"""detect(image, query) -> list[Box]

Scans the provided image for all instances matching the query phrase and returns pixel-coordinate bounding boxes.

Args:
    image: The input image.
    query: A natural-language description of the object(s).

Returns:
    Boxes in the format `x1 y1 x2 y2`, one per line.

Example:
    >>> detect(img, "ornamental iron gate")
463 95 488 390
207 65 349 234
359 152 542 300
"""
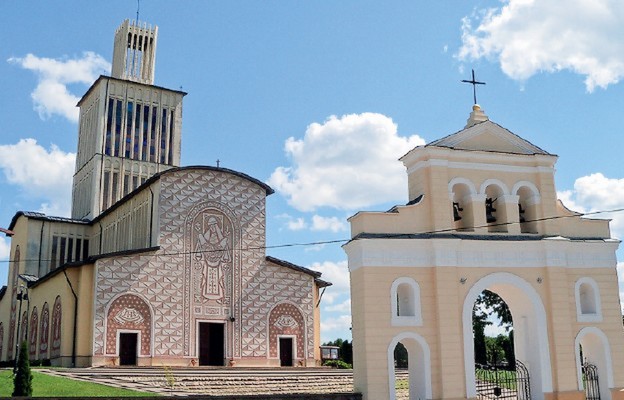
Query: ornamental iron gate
582 362 600 400
475 360 531 400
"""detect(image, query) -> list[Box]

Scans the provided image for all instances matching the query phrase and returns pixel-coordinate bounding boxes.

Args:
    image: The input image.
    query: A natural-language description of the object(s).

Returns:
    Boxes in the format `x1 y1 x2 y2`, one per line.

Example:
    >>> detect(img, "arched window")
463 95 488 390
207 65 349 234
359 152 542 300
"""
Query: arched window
575 278 602 322
391 278 422 326
449 178 477 232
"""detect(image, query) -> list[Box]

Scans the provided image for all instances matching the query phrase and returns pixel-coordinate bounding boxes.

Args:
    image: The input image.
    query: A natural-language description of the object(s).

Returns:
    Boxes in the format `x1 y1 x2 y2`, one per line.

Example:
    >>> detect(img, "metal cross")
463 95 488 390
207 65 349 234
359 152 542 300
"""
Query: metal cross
216 159 220 168
461 69 486 105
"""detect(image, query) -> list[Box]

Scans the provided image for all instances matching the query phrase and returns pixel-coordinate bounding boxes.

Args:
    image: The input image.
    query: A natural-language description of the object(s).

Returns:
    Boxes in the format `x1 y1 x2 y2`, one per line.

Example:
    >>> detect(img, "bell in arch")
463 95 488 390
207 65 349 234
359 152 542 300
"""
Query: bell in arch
485 198 497 223
518 203 526 223
453 202 463 221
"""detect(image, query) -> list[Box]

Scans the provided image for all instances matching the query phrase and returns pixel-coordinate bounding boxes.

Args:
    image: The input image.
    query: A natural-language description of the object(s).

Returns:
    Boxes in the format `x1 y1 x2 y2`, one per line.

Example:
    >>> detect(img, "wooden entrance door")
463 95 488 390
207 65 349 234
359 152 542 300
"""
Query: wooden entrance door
279 337 293 366
119 332 138 366
199 323 224 366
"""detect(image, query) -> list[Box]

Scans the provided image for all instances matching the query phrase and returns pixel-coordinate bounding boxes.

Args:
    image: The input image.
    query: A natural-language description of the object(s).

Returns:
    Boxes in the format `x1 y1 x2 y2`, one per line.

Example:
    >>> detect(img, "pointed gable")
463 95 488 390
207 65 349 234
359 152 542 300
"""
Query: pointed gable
427 120 552 155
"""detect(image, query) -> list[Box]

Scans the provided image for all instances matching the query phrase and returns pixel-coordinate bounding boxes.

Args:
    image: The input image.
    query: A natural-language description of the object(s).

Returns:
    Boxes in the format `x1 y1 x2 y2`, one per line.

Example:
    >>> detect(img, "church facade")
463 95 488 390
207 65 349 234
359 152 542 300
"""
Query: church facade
344 105 624 400
0 20 329 368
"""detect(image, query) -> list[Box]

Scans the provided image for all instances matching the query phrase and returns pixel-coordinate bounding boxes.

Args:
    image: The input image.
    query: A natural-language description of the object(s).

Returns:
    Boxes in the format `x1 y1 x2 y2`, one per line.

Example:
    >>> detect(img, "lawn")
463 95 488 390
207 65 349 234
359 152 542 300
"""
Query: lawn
0 369 159 397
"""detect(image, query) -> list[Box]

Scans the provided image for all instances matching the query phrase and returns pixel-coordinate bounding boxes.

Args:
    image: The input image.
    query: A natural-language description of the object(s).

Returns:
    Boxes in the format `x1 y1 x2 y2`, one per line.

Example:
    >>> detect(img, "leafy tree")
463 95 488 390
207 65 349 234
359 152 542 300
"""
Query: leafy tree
340 340 353 365
13 341 33 397
394 342 408 368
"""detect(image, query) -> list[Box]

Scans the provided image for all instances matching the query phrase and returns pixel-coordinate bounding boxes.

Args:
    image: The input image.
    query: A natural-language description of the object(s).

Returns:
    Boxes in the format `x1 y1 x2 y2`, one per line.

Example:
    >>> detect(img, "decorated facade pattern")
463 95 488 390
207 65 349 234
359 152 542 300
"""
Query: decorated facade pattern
105 294 152 356
268 303 305 359
29 307 38 359
92 169 316 361
7 246 20 360
20 311 27 344
51 296 62 358
39 302 49 359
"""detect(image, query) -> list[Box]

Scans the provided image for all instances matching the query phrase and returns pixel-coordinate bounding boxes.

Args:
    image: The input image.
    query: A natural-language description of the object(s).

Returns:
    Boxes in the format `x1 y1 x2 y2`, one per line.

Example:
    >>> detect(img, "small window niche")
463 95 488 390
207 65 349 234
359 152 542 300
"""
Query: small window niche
575 278 602 322
391 278 422 327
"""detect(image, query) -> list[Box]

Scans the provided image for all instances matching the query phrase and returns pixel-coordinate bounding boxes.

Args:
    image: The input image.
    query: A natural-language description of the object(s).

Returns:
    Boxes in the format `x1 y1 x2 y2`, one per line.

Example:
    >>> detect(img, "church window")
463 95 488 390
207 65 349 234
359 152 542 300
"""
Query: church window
142 105 149 161
105 98 114 155
123 173 129 196
391 277 422 326
168 109 175 164
83 239 89 259
576 278 602 322
150 105 157 162
134 103 141 158
125 102 134 158
103 171 110 210
112 172 119 204
50 236 58 270
75 238 82 261
67 238 74 263
160 108 168 164
59 237 66 267
114 100 123 157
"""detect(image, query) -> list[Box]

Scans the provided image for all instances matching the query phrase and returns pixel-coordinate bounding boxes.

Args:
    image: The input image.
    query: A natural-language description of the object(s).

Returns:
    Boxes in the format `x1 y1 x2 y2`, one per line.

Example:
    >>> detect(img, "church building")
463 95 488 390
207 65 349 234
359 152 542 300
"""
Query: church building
344 105 624 400
0 20 329 368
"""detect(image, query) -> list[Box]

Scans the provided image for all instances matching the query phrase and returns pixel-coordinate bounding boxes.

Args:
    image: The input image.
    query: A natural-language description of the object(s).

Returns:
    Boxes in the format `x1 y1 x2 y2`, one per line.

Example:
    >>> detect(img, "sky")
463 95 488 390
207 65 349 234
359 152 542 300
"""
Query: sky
1 0 624 342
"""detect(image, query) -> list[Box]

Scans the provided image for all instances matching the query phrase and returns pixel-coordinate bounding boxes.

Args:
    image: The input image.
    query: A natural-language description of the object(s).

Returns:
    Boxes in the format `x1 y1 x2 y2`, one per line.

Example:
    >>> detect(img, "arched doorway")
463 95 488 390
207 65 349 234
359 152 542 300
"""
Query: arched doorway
575 327 614 400
387 332 432 400
462 272 553 400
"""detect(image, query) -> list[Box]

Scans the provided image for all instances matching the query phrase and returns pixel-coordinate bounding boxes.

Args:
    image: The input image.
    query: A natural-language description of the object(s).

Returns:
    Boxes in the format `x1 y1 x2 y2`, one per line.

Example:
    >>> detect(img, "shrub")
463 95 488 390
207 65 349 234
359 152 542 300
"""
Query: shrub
323 359 352 369
13 341 33 397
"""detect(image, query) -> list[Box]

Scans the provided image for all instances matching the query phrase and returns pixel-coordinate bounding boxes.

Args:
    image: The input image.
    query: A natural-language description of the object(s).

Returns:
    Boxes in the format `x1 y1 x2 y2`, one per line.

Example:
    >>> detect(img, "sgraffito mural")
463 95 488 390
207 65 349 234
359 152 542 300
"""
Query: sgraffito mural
39 302 50 359
105 294 152 356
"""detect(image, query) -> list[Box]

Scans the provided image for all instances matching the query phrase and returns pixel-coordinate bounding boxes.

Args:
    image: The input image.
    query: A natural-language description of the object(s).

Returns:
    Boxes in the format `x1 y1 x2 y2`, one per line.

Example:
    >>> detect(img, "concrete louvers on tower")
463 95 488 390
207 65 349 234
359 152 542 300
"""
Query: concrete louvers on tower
71 20 187 220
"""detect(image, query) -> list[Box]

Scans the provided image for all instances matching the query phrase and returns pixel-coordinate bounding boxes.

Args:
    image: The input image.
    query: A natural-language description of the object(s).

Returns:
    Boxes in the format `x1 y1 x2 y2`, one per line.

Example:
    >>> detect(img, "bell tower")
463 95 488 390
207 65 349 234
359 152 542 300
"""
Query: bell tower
71 20 186 220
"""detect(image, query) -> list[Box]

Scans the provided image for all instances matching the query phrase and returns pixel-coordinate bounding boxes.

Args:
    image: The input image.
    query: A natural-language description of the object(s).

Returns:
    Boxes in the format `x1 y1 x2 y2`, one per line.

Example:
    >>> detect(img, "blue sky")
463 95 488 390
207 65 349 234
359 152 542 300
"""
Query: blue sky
1 0 623 341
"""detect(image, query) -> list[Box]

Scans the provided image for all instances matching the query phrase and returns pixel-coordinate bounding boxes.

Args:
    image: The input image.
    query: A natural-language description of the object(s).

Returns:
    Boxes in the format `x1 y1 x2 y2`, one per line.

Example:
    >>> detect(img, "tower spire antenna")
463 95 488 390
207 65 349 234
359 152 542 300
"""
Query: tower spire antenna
461 69 486 105
136 0 140 22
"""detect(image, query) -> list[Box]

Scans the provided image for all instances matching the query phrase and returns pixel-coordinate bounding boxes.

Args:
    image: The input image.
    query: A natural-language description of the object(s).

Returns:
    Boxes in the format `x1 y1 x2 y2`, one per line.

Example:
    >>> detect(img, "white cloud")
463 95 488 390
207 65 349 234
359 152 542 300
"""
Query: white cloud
0 139 75 217
309 260 350 294
268 113 425 212
8 52 110 122
321 314 352 342
557 173 624 239
0 236 10 262
311 215 348 233
326 299 351 313
288 217 307 231
457 0 624 92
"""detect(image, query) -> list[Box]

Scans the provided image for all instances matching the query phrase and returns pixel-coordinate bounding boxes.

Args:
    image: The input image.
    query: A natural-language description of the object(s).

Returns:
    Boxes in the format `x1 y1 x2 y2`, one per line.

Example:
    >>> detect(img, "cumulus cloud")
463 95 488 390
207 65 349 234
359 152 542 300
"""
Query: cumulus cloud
8 52 110 122
320 314 352 342
309 260 350 294
457 0 624 91
268 113 425 212
0 139 75 217
311 215 348 232
557 173 624 239
326 299 351 313
0 236 10 262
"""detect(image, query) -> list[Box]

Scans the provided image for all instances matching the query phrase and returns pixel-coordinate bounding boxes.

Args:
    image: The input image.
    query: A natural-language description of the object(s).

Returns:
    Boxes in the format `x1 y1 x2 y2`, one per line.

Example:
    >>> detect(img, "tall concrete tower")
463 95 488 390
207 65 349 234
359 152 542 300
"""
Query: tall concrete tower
71 20 186 220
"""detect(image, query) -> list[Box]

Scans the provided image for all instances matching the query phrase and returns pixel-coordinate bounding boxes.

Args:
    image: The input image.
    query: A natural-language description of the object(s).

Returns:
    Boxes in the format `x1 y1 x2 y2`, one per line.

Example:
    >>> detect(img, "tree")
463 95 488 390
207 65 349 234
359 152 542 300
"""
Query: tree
13 341 33 397
394 342 408 368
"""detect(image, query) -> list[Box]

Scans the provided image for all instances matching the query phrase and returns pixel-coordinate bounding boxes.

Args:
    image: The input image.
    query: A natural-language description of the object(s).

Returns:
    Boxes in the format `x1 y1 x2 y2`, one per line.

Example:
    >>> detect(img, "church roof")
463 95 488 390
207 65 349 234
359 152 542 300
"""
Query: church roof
266 256 332 288
8 211 90 231
424 105 553 156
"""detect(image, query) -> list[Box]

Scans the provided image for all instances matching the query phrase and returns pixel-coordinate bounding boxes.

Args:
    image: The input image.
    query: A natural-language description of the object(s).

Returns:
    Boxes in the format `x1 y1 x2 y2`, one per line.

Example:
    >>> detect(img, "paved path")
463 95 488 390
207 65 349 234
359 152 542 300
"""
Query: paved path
40 367 360 397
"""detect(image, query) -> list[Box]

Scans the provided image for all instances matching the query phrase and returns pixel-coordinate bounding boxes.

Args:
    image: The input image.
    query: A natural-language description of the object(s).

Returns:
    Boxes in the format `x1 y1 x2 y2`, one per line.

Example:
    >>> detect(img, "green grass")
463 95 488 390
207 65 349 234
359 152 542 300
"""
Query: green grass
475 367 518 390
0 369 159 397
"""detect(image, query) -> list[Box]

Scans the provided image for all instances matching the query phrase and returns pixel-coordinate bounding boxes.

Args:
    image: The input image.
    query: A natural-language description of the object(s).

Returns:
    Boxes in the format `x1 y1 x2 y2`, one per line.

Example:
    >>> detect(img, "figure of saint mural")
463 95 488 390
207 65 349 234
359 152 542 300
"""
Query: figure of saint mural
194 213 231 301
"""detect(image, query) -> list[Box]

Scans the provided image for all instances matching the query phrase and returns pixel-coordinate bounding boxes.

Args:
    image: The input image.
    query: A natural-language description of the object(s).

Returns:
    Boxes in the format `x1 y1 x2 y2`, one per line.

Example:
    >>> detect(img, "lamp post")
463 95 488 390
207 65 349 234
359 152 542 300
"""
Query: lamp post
13 285 28 374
